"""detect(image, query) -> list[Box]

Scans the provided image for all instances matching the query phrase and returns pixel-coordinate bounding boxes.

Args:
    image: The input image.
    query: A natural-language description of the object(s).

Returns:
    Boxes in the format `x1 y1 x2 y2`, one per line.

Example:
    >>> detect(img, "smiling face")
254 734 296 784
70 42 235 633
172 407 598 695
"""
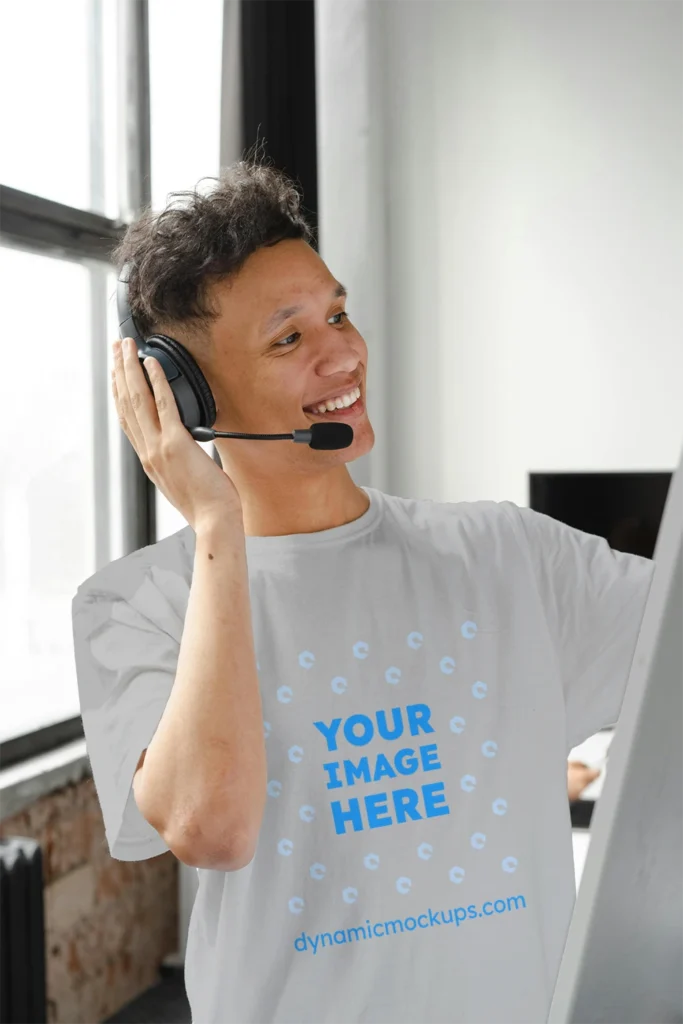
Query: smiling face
202 238 375 479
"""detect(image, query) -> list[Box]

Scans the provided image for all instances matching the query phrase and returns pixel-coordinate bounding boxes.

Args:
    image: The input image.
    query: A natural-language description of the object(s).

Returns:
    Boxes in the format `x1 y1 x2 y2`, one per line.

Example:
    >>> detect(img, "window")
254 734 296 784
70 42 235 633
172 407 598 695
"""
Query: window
0 0 226 761
0 250 95 742
0 0 119 219
149 0 224 213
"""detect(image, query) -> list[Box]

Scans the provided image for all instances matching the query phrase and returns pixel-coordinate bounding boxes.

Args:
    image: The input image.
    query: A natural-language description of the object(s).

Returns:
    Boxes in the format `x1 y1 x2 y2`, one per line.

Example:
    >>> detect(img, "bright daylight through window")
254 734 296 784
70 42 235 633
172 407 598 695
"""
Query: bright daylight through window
0 0 222 748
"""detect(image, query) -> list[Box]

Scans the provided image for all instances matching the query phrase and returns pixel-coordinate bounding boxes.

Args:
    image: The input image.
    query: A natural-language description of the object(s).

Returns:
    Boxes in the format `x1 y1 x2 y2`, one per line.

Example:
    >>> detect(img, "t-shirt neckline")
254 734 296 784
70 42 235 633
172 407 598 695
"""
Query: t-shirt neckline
243 485 383 557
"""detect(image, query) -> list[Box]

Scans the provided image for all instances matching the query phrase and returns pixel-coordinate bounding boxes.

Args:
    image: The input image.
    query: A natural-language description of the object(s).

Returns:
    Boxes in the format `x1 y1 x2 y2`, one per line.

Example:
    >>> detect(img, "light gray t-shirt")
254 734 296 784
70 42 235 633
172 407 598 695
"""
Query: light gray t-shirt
71 486 654 1023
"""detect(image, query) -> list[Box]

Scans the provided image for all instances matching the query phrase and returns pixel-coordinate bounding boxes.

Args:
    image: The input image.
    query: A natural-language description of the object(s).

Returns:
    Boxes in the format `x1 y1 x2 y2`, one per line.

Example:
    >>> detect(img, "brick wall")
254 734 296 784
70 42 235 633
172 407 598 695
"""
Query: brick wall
0 774 178 1024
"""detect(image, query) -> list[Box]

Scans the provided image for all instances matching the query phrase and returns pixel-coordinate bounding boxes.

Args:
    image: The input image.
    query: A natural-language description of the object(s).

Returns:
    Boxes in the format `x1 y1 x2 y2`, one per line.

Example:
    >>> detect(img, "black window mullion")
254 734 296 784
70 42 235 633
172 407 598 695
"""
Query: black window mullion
0 185 125 263
240 0 318 243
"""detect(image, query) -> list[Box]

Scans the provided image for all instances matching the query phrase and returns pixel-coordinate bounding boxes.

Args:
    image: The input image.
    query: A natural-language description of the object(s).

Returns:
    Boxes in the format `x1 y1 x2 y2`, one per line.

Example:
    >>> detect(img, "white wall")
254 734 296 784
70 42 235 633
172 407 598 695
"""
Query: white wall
314 0 390 490
316 0 683 505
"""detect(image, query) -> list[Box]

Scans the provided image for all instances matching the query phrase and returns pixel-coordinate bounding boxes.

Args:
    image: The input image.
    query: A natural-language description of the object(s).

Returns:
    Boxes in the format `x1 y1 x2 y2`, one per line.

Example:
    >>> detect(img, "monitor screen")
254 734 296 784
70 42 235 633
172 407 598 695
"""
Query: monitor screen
528 471 672 558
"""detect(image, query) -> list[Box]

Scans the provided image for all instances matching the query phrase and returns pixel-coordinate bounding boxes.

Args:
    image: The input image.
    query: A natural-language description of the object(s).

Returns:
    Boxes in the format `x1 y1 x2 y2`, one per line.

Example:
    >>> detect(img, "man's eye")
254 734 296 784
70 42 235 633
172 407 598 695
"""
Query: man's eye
276 332 300 347
275 311 348 348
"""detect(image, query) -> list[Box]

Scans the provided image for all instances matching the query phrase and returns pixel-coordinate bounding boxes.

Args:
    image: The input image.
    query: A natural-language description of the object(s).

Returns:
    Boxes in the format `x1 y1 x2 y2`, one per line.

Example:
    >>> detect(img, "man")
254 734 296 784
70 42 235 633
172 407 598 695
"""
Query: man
72 159 654 1024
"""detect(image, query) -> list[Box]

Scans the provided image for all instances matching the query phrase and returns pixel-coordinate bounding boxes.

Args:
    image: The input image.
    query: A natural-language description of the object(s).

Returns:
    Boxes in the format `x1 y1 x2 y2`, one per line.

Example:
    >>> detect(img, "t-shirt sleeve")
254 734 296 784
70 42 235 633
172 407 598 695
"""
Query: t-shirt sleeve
72 568 182 862
501 502 655 752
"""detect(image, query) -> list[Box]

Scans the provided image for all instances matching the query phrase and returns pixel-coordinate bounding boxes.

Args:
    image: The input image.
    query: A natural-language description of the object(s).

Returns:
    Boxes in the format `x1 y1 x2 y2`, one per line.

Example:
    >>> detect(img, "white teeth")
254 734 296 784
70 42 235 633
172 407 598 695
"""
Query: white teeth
310 386 360 414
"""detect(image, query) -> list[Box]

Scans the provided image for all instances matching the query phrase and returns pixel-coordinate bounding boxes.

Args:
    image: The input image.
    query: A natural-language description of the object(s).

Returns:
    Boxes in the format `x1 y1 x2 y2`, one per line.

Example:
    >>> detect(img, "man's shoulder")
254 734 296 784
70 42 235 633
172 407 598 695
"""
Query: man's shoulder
73 524 194 606
379 488 517 535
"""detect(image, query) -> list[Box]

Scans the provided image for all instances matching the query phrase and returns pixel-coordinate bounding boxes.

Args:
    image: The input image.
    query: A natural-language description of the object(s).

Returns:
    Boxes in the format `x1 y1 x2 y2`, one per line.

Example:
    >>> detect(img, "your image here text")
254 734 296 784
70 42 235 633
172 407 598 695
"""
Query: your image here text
313 702 452 834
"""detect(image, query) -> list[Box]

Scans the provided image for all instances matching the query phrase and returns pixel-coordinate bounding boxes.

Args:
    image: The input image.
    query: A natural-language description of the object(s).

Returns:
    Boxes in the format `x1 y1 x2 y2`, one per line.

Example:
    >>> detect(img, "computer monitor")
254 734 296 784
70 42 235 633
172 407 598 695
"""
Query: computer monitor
529 470 672 560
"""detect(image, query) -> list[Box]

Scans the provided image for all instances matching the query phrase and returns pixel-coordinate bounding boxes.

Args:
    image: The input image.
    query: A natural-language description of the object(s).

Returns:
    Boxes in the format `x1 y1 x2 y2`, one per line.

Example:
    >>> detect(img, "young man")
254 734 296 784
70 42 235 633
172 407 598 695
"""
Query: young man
72 160 654 1024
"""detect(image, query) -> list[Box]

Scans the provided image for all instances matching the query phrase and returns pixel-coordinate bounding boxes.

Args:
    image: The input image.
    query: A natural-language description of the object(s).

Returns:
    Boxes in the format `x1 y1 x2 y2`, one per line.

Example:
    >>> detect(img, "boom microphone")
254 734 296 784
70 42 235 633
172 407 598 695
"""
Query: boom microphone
189 422 354 450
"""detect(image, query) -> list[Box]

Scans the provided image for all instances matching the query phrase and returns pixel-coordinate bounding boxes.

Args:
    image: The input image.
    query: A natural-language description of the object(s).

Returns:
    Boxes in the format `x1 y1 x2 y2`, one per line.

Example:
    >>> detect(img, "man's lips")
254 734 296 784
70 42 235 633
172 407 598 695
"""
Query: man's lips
303 379 363 412
302 394 365 419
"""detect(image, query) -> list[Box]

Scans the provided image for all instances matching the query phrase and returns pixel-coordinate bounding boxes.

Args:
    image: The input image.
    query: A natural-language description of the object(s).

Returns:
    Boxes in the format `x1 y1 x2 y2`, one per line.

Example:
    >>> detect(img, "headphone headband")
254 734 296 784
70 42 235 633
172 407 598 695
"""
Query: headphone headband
116 262 146 348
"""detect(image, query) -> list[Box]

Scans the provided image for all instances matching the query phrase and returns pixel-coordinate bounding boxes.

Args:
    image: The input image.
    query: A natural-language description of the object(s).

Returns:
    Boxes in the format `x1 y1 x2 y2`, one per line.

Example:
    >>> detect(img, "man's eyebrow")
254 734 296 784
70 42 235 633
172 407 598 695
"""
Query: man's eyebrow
262 282 347 334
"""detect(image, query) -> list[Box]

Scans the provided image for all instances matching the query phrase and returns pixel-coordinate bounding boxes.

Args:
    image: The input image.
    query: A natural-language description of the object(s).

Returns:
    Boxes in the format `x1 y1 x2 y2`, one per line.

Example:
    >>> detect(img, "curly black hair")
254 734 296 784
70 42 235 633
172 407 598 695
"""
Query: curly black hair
111 150 315 348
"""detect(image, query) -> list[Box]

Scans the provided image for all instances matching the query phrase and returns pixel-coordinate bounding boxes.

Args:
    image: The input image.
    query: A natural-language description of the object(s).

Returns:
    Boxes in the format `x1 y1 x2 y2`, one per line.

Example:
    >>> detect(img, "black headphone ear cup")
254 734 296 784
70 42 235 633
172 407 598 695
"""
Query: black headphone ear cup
143 334 217 431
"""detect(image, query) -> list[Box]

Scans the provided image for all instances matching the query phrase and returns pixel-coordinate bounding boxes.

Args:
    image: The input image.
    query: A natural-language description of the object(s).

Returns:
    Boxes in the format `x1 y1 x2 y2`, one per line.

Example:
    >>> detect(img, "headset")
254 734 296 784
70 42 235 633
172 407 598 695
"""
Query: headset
116 262 352 450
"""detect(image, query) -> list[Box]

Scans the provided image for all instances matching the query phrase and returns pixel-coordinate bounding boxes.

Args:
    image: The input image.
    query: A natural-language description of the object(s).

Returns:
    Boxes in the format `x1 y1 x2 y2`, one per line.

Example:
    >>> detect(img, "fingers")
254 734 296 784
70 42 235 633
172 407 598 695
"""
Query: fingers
141 351 182 434
112 338 152 462
111 338 186 473
568 762 600 779
123 337 161 440
567 760 602 802
112 340 138 451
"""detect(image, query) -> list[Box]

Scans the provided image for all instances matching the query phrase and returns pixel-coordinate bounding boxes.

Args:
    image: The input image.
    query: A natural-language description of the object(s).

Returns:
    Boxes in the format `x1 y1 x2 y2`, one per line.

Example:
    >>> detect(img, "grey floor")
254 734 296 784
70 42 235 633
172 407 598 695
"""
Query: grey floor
104 966 190 1024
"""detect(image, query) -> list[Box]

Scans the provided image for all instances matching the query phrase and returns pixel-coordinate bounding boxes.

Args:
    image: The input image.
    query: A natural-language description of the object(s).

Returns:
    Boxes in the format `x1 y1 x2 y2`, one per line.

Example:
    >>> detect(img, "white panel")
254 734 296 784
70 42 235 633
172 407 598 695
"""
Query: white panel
549 443 683 1023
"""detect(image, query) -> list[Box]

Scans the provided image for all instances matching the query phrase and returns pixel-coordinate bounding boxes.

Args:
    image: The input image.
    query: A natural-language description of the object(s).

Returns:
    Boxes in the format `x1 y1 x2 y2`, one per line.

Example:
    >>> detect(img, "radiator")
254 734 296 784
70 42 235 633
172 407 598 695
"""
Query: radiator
0 837 47 1024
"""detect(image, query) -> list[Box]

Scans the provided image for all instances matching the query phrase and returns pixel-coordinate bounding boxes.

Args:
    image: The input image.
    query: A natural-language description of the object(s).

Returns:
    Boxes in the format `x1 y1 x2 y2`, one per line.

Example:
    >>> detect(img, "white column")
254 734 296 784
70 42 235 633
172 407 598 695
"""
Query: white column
314 0 389 491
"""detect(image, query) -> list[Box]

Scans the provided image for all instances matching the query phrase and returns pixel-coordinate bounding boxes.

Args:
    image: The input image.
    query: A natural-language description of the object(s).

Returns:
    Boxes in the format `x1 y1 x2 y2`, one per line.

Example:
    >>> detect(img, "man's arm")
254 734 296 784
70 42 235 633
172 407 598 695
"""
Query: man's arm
133 515 267 871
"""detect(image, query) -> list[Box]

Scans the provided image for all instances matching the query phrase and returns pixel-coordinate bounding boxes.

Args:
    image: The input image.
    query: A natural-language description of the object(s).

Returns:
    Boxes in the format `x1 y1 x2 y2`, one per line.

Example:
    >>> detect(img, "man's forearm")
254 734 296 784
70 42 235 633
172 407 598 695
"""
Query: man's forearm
135 514 267 868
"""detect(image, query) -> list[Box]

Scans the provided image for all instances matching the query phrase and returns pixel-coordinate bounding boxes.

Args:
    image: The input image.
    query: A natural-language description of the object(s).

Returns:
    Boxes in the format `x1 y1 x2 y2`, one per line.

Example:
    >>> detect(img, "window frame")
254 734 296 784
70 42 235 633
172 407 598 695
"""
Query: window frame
0 0 154 770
